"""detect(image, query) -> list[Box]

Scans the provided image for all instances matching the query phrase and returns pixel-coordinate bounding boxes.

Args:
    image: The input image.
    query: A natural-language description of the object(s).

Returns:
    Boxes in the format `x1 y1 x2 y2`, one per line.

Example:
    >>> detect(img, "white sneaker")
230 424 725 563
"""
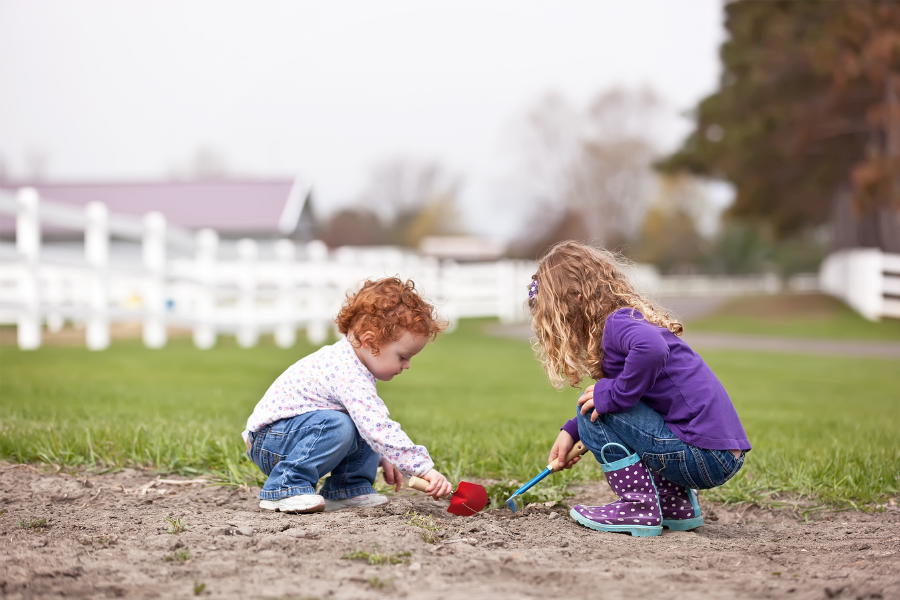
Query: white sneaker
323 493 389 512
259 494 325 514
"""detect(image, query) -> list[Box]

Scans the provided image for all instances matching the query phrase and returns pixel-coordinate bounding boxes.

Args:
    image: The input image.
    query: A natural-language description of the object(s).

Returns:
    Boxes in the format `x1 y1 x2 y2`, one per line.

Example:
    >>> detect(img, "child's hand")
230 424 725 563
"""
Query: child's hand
421 469 453 499
577 384 600 422
548 430 581 471
380 457 403 492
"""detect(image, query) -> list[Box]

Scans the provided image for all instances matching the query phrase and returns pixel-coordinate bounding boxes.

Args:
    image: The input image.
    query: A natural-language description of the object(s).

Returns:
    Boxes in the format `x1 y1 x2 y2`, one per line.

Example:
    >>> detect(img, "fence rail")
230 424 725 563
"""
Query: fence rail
0 187 835 351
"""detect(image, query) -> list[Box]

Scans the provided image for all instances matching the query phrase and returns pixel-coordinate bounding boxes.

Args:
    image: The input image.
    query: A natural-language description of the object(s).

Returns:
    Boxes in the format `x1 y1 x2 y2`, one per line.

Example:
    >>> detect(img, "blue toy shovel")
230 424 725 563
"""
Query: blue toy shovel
505 441 589 513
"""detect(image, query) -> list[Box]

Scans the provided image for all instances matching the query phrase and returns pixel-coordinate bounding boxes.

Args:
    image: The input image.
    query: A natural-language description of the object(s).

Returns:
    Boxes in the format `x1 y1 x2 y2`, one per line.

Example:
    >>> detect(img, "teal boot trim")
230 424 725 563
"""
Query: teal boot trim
570 508 662 537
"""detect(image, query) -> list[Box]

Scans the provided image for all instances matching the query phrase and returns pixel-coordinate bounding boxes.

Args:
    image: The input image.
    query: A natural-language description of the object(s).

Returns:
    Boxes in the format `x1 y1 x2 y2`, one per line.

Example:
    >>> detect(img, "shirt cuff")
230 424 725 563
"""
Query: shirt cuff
561 418 580 443
413 458 435 478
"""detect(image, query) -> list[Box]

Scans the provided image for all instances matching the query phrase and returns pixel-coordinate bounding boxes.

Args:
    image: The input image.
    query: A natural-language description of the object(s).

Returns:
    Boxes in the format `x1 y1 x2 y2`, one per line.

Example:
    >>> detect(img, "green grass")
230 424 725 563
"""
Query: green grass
1 318 898 509
341 548 411 565
686 294 900 341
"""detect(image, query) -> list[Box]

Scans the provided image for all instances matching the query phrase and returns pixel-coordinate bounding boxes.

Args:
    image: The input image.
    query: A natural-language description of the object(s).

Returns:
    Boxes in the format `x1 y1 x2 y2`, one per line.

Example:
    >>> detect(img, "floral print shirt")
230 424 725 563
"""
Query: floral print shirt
243 337 434 477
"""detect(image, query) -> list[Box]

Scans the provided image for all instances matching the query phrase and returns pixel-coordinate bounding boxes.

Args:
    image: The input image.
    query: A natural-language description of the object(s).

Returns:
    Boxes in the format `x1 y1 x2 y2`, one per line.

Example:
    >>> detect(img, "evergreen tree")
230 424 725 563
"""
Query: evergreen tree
659 0 900 250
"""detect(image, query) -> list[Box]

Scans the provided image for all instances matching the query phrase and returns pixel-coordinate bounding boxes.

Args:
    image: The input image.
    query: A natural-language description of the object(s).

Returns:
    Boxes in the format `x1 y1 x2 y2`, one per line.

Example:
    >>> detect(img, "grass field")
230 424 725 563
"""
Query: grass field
686 293 900 341
1 316 898 509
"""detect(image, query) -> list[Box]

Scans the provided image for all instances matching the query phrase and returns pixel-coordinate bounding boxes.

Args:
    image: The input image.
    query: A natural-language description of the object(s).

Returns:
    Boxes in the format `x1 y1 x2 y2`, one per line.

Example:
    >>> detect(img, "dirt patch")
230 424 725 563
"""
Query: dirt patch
1 463 897 600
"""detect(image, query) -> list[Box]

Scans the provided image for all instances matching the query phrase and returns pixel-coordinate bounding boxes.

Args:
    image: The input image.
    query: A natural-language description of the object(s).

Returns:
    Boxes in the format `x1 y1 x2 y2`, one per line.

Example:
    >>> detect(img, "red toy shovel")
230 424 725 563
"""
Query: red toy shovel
407 476 489 517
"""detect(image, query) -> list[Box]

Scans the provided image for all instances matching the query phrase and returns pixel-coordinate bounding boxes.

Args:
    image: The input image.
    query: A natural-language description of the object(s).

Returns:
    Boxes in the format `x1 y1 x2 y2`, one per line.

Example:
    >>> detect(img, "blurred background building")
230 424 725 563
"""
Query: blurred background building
0 178 317 243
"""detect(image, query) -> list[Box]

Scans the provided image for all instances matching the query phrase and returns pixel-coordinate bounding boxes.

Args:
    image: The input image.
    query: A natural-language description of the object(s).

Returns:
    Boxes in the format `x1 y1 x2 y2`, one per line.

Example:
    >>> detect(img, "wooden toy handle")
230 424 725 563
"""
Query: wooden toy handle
408 475 451 499
408 476 430 493
551 441 588 471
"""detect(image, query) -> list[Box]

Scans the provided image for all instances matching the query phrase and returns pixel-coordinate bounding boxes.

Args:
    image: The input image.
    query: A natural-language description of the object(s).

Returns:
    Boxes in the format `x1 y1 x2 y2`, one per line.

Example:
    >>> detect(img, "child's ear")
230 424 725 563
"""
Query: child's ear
358 331 376 350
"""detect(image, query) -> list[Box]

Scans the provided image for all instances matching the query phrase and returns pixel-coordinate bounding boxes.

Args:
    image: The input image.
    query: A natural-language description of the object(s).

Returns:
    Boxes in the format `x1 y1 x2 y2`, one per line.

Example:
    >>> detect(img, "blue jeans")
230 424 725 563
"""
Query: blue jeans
247 410 379 501
577 401 745 490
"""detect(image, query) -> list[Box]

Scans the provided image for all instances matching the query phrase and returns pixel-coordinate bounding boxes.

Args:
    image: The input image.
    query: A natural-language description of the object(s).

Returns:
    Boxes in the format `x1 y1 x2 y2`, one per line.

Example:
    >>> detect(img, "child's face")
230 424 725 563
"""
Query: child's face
354 329 429 381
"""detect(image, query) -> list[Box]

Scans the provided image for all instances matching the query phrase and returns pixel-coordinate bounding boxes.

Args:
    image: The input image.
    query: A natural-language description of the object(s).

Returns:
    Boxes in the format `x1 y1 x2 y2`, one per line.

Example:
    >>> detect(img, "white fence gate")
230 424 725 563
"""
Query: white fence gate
820 249 900 321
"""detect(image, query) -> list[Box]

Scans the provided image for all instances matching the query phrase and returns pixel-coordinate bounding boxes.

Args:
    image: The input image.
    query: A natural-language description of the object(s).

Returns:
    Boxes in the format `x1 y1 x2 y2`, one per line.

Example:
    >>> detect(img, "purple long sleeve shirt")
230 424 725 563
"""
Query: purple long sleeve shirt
561 308 751 451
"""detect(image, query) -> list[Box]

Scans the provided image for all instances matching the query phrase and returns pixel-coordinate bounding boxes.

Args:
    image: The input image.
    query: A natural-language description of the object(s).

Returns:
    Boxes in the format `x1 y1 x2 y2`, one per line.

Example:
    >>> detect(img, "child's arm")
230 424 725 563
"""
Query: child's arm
380 457 403 491
337 372 438 478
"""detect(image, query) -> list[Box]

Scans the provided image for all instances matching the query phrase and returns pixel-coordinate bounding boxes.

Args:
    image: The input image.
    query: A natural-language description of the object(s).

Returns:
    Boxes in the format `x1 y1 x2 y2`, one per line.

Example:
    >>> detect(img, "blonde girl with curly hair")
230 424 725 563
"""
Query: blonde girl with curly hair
531 241 750 537
243 277 452 514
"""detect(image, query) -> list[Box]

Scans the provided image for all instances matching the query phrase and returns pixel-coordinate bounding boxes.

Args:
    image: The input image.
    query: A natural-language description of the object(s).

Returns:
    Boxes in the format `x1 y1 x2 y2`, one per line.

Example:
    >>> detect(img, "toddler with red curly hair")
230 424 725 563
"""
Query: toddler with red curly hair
242 277 452 513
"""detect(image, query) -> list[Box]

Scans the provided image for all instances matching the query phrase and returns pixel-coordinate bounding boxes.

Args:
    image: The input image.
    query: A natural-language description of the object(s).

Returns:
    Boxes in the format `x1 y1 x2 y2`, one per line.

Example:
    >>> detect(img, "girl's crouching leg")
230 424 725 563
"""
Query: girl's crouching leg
575 408 631 463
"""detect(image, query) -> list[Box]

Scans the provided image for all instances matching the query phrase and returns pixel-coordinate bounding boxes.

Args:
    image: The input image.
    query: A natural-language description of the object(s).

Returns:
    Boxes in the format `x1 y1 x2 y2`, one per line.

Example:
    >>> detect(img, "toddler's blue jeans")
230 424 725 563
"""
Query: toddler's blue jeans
577 401 745 490
247 410 379 501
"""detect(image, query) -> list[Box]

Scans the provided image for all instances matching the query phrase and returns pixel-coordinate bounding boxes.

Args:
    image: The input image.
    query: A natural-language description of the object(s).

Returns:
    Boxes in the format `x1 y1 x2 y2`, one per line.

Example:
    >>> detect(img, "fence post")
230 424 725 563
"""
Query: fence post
305 240 329 345
142 211 167 348
497 260 517 324
848 249 883 321
15 187 41 350
43 266 64 334
440 259 459 331
236 238 259 348
193 228 218 349
274 239 297 348
85 201 110 350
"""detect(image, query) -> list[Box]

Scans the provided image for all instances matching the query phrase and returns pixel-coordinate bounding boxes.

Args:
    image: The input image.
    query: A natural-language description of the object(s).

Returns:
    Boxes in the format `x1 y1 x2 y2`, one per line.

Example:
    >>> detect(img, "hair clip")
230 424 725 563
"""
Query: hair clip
528 280 538 300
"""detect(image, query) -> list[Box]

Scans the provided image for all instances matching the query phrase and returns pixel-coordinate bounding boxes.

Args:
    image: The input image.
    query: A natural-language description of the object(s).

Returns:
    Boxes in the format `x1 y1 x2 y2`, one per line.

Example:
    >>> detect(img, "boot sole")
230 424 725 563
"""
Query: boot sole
662 517 703 531
570 508 662 537
259 500 325 514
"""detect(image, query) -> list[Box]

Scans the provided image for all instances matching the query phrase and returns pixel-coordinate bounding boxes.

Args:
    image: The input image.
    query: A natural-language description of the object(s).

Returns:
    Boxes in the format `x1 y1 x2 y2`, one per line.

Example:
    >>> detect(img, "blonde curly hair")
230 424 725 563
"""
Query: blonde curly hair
528 241 683 389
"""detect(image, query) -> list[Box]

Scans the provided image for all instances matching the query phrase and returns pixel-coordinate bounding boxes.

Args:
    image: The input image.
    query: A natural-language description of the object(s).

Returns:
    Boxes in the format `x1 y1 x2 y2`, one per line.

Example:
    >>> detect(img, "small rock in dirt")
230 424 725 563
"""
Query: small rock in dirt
408 562 421 572
236 526 255 537
51 493 82 503
548 512 560 520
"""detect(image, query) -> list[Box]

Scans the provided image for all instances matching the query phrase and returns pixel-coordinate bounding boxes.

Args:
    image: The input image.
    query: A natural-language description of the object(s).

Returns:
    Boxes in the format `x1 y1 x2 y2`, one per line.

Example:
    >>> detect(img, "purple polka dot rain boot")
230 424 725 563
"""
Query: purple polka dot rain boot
651 470 703 531
569 443 662 537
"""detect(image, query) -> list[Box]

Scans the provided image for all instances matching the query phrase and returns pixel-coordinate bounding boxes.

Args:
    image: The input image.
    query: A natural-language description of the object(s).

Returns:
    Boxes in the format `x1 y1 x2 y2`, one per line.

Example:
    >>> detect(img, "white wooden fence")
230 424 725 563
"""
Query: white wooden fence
0 188 536 350
1 187 844 351
820 248 900 321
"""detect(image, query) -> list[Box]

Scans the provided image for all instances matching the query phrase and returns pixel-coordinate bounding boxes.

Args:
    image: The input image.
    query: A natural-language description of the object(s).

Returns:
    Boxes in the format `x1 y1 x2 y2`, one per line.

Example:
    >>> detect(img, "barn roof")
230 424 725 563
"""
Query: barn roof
0 178 310 238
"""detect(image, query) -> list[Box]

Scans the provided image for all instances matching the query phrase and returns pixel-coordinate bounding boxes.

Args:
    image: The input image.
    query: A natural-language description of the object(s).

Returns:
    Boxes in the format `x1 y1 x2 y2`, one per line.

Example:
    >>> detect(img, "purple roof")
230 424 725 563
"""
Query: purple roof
0 179 296 236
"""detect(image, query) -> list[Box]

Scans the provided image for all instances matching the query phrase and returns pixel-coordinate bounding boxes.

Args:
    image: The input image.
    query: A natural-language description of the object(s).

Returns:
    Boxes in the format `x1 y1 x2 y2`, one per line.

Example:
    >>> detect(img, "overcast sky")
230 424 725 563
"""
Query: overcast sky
0 1 727 237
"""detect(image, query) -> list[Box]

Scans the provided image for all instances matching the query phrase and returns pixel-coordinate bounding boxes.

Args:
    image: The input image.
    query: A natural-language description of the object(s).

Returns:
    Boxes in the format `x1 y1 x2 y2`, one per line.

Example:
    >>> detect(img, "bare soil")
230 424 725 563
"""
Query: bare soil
1 463 898 600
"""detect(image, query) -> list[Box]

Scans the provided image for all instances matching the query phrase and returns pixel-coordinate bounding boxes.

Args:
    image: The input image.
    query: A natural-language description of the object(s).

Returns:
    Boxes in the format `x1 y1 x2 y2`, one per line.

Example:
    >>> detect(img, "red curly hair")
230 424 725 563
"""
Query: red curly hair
335 277 446 355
